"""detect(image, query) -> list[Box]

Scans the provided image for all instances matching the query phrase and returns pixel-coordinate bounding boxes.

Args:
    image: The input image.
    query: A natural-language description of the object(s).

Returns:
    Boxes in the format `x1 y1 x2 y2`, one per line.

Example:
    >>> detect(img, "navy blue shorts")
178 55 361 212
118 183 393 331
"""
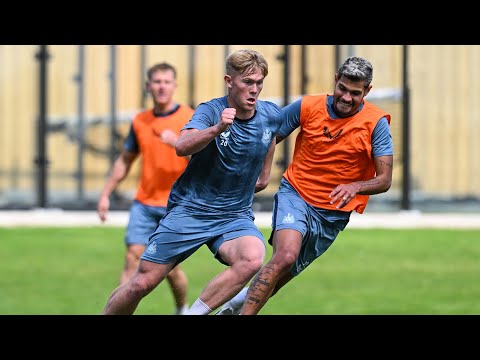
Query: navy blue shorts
270 178 350 276
141 205 265 266
125 200 166 246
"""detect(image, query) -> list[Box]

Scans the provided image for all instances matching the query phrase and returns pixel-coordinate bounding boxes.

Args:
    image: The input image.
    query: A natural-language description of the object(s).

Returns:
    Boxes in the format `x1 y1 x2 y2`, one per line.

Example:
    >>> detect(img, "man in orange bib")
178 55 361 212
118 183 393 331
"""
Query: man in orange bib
217 56 394 315
97 63 194 315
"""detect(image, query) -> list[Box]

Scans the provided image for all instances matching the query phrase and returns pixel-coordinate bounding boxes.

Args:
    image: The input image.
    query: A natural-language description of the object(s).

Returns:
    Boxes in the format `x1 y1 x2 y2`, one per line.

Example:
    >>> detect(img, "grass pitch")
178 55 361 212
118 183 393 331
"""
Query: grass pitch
1 226 479 315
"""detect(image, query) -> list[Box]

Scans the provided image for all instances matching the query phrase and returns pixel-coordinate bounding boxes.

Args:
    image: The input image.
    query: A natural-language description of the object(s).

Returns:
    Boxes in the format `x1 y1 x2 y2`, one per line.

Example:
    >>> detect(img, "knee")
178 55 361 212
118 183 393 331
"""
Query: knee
128 275 156 297
167 266 187 283
273 251 297 272
167 266 180 279
126 246 143 264
240 252 265 277
248 256 264 275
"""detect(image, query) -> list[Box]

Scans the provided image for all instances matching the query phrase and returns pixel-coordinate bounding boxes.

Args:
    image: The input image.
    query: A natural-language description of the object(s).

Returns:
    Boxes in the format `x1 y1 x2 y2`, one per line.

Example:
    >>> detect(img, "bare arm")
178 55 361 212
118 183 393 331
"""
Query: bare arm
175 127 219 157
176 108 235 157
255 139 277 193
97 150 138 222
157 128 191 161
157 128 178 148
330 155 393 209
359 155 394 194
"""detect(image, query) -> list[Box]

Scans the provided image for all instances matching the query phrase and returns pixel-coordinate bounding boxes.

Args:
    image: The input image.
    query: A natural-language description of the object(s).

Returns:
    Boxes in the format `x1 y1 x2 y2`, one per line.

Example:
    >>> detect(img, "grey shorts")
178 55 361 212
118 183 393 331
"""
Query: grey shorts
125 200 166 246
141 205 265 267
270 178 350 276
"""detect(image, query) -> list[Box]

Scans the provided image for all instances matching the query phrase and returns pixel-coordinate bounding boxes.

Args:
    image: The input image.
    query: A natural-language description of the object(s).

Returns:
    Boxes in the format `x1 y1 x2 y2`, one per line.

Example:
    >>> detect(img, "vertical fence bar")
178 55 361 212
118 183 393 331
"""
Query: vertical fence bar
401 45 411 210
109 45 117 168
35 45 50 208
76 45 86 201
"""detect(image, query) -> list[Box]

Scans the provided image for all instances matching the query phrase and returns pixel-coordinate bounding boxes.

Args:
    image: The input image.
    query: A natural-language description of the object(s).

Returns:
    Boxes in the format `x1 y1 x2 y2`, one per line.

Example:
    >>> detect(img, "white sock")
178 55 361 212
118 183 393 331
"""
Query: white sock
185 298 212 315
174 304 189 315
230 287 248 309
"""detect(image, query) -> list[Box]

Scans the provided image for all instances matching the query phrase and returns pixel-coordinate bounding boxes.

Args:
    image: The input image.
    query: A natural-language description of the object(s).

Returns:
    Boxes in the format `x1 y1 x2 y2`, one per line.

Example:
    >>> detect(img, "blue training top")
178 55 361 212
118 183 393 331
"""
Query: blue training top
168 96 283 214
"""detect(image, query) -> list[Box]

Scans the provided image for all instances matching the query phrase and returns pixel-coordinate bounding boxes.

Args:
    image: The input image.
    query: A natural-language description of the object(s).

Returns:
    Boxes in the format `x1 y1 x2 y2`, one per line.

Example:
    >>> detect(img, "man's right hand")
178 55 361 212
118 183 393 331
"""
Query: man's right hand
97 196 110 223
217 107 236 132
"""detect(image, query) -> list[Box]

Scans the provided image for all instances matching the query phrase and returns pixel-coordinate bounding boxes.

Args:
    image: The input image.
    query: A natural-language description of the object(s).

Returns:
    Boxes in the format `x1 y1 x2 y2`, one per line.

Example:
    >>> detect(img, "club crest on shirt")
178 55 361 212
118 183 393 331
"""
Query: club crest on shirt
220 129 231 147
262 129 272 145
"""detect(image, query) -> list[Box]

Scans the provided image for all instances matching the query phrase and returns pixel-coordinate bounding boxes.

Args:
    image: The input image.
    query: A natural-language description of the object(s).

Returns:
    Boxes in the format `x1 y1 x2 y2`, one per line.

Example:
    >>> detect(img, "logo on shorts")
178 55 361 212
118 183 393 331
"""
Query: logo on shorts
282 213 295 224
146 242 156 254
297 260 309 272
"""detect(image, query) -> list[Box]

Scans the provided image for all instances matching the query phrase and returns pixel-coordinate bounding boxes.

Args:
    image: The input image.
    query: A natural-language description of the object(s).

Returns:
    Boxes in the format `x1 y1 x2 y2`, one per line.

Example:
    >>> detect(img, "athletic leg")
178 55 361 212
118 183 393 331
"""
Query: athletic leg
216 271 296 315
187 235 265 314
103 259 174 315
120 244 145 285
241 228 302 315
166 265 189 314
125 202 190 314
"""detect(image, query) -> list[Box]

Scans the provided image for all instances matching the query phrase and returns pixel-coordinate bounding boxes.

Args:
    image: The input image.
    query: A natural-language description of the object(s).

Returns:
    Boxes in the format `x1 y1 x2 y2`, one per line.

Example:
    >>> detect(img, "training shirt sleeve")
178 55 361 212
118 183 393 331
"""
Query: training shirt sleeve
123 123 139 153
182 102 218 131
372 116 394 157
278 99 302 139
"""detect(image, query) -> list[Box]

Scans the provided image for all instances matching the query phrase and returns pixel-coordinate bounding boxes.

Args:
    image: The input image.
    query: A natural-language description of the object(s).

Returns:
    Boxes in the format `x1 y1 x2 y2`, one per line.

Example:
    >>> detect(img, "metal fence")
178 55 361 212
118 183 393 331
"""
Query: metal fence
1 45 479 213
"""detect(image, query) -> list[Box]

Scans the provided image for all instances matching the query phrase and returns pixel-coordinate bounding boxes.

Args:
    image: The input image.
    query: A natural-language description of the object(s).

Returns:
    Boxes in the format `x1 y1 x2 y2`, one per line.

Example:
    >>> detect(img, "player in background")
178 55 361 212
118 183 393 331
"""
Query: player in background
97 63 194 315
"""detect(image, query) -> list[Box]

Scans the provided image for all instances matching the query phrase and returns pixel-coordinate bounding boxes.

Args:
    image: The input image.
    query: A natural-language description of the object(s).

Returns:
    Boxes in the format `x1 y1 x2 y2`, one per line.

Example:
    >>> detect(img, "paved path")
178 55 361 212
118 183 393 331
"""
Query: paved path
0 209 479 228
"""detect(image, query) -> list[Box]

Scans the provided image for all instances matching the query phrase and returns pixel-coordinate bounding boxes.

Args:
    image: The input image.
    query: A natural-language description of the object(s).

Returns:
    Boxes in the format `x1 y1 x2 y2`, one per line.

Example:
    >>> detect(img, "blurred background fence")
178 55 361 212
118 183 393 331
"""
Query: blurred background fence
0 45 479 213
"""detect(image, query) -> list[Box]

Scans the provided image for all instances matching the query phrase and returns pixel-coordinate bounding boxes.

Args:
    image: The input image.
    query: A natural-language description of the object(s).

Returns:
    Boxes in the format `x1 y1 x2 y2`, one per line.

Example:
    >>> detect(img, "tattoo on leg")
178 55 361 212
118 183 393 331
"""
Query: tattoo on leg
245 264 276 306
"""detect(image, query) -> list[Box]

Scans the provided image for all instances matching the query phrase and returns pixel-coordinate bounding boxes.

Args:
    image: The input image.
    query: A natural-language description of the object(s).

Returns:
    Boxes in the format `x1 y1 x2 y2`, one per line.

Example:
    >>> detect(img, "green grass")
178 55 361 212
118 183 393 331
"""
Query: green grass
1 226 480 315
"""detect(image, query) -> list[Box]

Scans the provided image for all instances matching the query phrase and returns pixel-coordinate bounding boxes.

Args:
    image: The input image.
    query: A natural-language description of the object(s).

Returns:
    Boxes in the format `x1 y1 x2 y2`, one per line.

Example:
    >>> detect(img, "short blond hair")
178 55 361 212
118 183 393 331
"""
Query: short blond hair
226 49 268 77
